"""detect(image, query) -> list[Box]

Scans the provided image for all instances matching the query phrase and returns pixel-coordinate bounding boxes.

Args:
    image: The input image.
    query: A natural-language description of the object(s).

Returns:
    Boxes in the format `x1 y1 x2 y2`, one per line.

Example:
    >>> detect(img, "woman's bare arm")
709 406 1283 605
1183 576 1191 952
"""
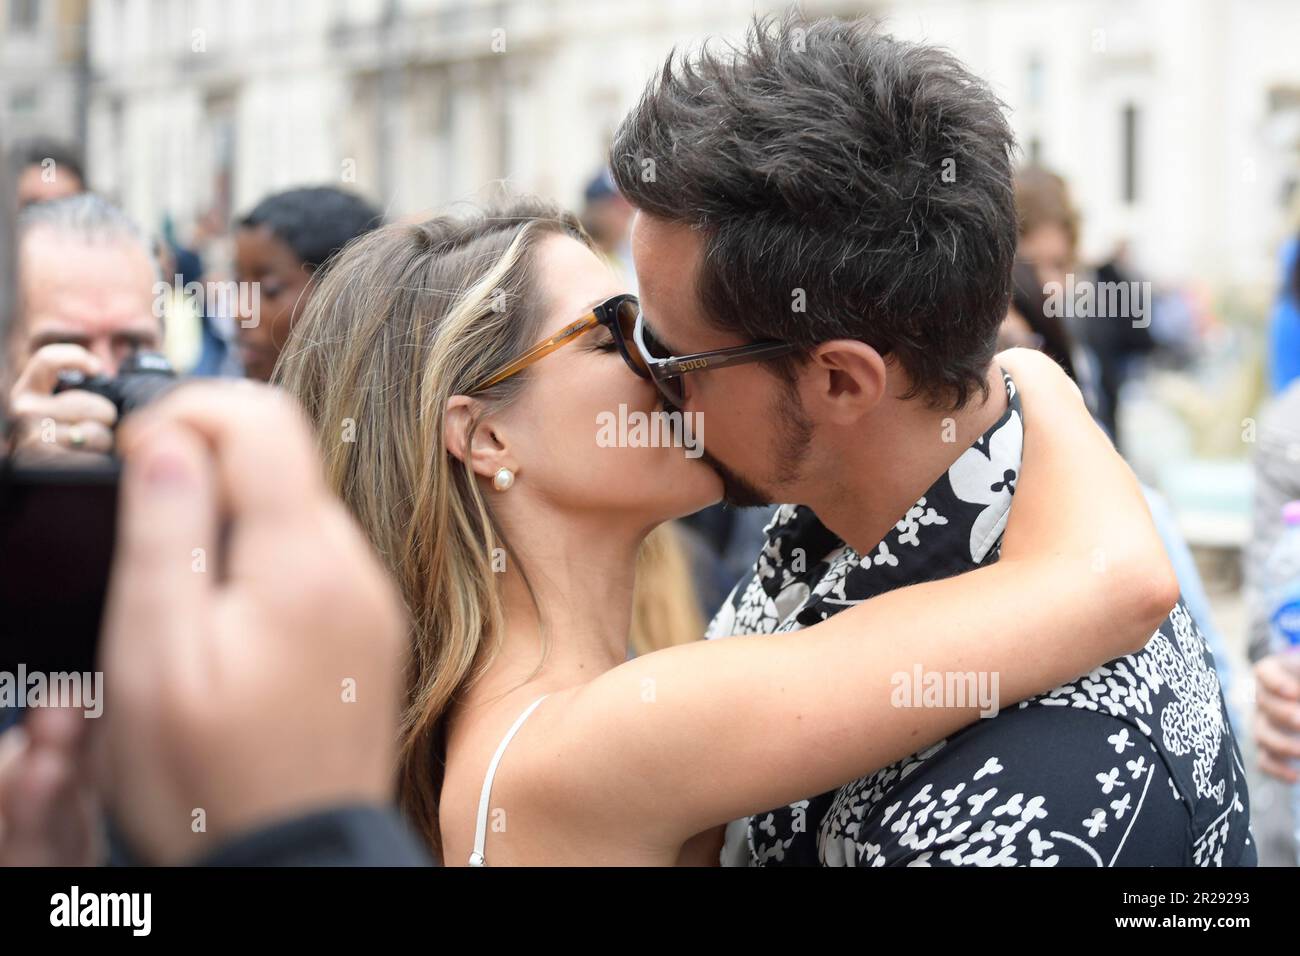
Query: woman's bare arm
526 348 1178 847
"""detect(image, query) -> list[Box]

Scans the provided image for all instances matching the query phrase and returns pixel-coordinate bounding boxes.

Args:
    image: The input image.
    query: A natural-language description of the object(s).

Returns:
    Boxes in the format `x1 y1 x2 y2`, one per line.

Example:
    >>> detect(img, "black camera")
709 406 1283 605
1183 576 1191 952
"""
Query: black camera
1 350 178 672
52 350 178 419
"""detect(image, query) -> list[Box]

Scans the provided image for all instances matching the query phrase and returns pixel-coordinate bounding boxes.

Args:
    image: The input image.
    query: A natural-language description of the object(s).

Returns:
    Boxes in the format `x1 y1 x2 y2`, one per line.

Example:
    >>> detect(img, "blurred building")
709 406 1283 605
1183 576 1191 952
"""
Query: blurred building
81 0 786 237
876 0 1300 291
76 0 1300 292
0 0 89 145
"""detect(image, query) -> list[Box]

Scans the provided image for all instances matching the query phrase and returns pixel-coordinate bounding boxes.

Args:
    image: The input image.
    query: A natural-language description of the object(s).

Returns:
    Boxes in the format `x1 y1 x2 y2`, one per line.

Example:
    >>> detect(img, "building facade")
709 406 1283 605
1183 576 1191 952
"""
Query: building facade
71 0 1300 291
0 0 89 146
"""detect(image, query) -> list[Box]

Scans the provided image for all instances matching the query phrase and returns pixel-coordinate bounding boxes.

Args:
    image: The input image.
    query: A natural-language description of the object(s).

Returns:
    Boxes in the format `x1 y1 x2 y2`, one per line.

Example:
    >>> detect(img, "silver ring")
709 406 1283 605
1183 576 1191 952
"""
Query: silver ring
67 424 86 448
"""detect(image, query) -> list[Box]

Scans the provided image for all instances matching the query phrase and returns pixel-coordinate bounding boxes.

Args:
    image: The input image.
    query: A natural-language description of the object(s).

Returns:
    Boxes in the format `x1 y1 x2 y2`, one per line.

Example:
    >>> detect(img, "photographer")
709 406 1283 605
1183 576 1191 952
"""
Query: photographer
5 194 164 463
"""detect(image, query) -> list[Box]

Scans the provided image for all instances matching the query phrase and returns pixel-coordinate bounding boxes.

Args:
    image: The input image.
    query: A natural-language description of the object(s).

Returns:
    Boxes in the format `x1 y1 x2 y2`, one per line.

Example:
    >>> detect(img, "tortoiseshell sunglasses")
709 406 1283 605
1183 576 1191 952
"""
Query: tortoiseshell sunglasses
469 293 646 393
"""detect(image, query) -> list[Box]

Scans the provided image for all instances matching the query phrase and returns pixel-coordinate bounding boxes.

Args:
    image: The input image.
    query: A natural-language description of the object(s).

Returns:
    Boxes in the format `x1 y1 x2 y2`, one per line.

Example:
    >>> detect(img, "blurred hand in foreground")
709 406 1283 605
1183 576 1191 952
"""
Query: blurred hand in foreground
100 382 408 864
0 706 101 866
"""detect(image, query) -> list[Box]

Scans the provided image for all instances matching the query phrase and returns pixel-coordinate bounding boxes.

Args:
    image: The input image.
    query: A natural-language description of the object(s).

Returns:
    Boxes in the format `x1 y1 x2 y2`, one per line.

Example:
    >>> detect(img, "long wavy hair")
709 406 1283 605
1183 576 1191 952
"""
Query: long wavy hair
274 197 703 857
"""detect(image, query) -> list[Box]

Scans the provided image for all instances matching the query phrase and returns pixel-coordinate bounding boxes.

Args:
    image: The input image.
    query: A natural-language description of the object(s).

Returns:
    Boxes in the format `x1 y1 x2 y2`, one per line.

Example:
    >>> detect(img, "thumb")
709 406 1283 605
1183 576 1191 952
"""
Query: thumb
105 422 219 667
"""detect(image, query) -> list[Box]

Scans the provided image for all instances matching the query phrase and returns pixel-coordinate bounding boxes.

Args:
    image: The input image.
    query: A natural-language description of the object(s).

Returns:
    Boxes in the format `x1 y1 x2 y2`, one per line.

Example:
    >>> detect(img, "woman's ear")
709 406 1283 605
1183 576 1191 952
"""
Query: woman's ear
444 395 516 480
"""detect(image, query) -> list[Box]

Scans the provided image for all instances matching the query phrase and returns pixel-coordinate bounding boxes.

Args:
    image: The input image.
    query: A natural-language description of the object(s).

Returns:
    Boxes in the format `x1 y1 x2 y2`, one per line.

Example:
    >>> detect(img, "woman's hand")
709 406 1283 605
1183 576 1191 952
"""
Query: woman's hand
995 347 1179 647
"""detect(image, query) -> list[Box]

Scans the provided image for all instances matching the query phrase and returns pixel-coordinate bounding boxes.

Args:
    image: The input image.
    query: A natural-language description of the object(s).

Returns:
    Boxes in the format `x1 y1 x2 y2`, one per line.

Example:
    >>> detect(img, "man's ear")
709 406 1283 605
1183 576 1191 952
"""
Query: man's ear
803 339 888 425
444 395 516 480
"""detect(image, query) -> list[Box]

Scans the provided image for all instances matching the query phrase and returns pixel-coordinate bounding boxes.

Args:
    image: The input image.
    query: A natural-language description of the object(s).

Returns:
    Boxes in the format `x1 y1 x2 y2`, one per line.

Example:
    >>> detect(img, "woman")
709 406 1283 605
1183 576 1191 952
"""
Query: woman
275 197 1176 866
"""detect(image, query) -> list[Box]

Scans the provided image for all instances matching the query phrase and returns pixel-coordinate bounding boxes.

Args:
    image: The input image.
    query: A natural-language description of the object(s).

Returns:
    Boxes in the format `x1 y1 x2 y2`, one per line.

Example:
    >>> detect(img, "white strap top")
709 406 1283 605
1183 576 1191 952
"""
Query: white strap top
467 694 549 867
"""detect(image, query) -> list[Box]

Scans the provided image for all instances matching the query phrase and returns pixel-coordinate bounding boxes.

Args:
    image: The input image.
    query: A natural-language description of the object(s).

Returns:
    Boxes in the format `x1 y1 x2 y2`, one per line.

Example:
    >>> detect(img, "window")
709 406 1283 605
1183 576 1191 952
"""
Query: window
9 87 37 114
1121 103 1140 204
1026 55 1045 109
9 0 40 32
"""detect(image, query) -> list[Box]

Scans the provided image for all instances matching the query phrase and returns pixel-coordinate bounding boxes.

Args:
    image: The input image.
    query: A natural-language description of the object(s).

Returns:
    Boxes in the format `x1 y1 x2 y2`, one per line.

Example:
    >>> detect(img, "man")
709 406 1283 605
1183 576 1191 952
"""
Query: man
612 14 1253 866
232 186 381 381
578 167 636 287
0 191 156 748
9 137 86 210
1245 378 1300 863
1269 234 1300 394
6 194 163 461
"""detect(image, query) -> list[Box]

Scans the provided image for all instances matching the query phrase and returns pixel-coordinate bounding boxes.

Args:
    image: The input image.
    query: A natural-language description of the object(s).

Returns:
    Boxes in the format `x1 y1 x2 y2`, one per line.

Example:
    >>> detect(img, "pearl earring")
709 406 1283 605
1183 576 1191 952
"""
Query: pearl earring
492 467 515 491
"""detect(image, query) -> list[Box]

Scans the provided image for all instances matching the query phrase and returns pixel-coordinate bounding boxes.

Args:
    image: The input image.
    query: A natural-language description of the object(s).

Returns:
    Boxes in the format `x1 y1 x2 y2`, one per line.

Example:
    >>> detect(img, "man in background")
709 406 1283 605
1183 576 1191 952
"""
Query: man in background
9 137 86 210
578 167 635 287
1246 378 1300 865
5 194 162 462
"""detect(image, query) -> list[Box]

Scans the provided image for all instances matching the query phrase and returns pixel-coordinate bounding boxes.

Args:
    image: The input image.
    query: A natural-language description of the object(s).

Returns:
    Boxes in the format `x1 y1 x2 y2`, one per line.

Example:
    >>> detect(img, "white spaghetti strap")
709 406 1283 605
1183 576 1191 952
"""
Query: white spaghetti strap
468 694 549 866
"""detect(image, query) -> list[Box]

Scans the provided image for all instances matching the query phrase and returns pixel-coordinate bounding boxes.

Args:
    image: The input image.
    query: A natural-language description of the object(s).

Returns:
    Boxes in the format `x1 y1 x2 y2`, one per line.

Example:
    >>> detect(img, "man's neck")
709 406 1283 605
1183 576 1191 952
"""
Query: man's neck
801 365 1008 557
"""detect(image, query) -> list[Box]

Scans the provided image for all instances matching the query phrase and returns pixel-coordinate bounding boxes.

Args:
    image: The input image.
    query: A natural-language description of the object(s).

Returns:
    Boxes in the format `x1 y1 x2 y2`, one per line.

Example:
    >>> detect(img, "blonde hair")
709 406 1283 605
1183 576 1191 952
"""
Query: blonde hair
629 523 706 657
274 198 591 857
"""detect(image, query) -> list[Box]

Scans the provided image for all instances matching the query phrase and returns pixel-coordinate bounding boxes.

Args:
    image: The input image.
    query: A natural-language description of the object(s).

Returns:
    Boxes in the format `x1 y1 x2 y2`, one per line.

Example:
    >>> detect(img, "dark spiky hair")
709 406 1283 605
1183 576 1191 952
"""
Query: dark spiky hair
611 13 1018 408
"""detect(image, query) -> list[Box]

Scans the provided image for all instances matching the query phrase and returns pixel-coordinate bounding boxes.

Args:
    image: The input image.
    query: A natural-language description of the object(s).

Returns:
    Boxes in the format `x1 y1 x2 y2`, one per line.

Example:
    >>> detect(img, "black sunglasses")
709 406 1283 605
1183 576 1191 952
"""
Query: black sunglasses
631 311 798 406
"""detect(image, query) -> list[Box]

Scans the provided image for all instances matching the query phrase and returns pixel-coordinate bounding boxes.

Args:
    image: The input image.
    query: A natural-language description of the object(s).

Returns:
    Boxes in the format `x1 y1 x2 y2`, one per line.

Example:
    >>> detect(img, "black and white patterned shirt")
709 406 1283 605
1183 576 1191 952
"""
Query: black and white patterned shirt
706 372 1255 866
